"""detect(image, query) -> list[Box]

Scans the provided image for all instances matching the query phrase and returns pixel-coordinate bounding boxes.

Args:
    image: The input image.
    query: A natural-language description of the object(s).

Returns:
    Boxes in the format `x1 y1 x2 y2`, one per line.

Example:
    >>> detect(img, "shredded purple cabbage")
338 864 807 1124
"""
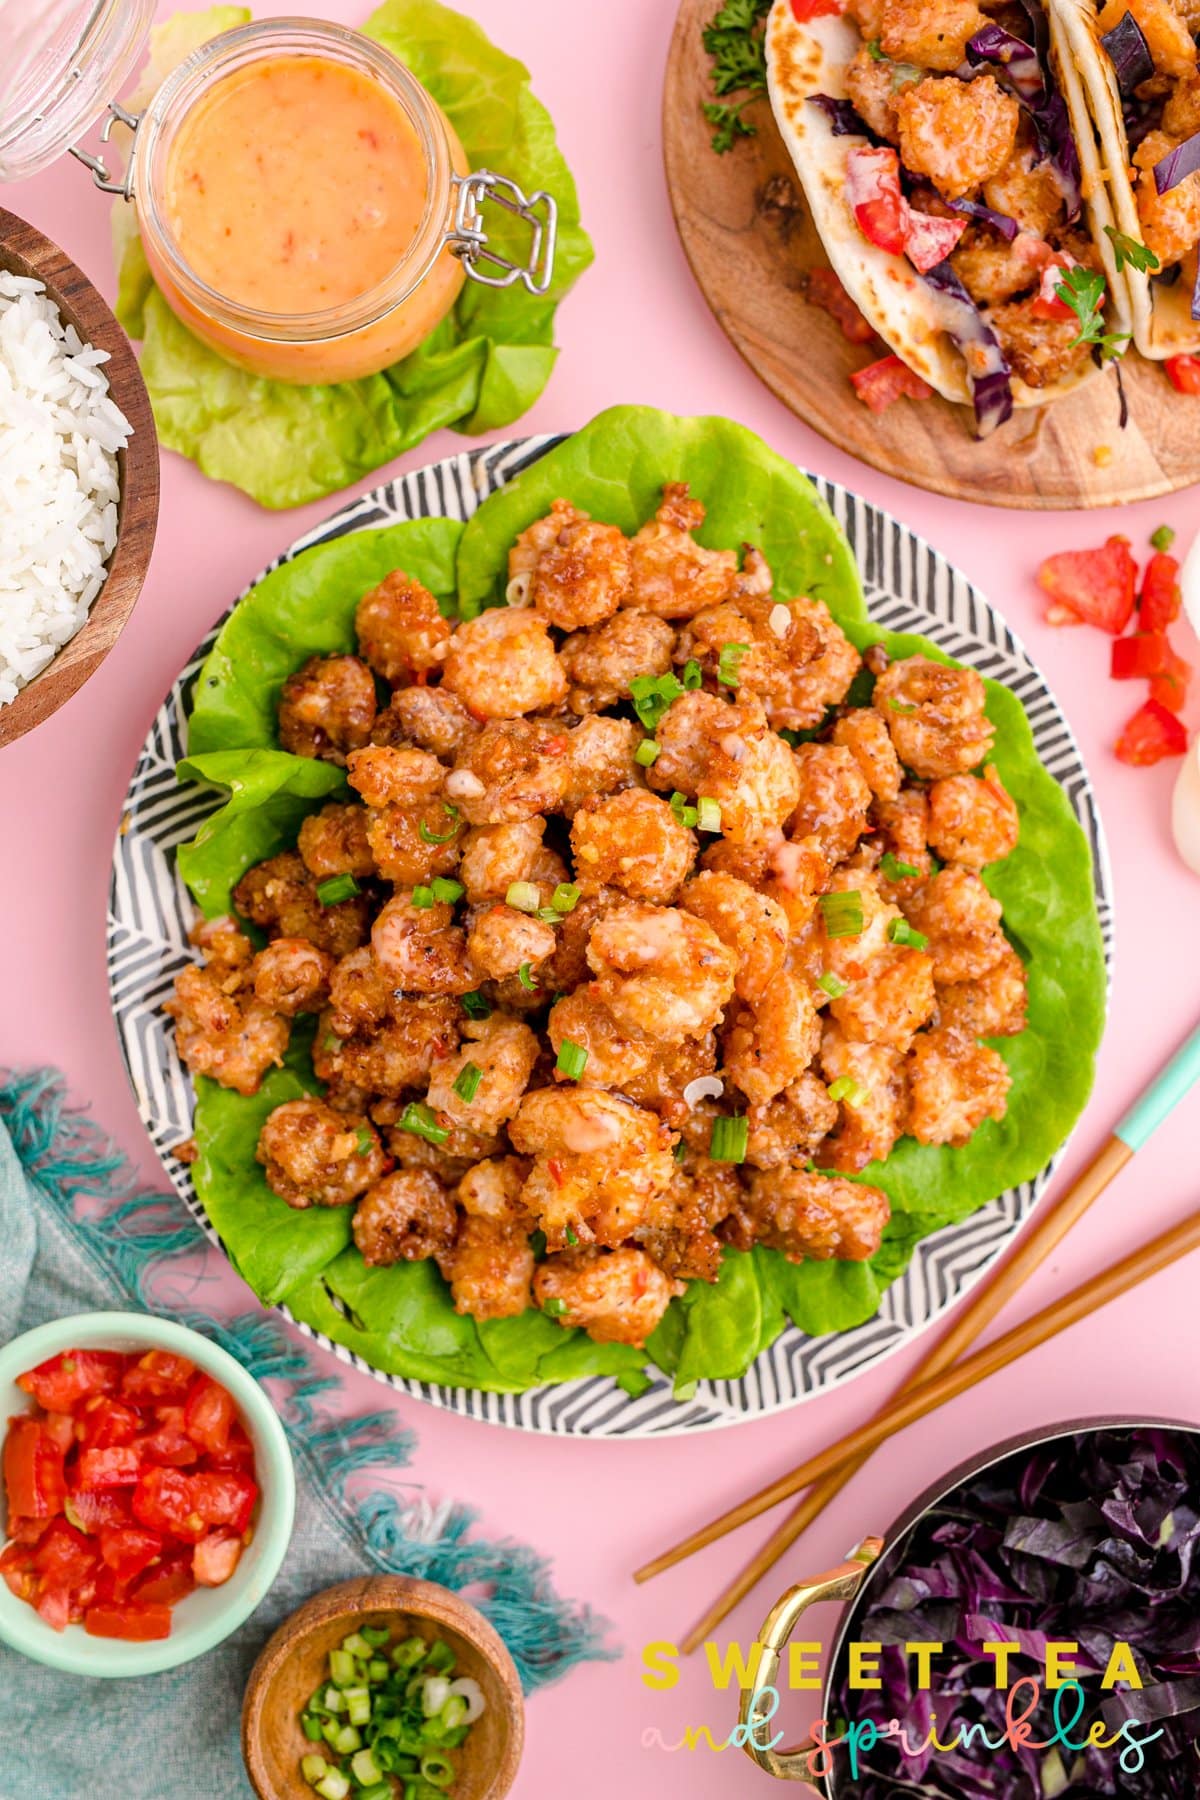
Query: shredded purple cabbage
1192 258 1200 321
967 0 1083 220
1100 10 1155 95
832 1427 1200 1798
1154 128 1200 194
921 260 1014 435
947 195 1021 241
808 94 877 139
966 23 1044 101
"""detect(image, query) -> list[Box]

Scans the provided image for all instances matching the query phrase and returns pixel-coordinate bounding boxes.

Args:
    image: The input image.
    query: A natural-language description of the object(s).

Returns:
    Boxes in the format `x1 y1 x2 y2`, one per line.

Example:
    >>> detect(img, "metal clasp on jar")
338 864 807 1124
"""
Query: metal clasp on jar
68 102 140 199
448 171 558 295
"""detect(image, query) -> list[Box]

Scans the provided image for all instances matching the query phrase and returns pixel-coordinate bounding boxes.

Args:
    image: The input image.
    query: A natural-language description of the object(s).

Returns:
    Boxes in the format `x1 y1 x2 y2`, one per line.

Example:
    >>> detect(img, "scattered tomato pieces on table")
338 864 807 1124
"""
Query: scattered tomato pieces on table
0 1348 258 1637
850 353 934 413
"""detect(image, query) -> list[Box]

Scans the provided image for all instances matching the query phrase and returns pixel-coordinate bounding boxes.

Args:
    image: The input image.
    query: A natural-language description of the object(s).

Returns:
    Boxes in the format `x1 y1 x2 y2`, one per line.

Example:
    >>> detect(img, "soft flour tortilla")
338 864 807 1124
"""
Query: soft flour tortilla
765 0 1129 406
1052 0 1199 357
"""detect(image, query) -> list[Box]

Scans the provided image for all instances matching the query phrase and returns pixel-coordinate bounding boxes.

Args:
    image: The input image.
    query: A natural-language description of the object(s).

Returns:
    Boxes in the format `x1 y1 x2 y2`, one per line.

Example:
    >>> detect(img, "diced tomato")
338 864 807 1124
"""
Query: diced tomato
1165 354 1200 394
806 267 876 344
36 1582 72 1631
1030 258 1078 321
31 1520 99 1588
132 1466 207 1543
137 1406 201 1469
83 1601 172 1641
1 1562 36 1605
193 1531 244 1588
41 1412 76 1454
4 1417 67 1521
120 1351 195 1404
846 147 908 256
183 1376 236 1456
1036 536 1137 634
790 0 843 16
1114 697 1189 765
133 1548 196 1608
1140 551 1182 630
16 1351 123 1413
77 1446 140 1490
190 1470 258 1535
76 1397 141 1453
850 354 934 413
207 1420 255 1474
99 1524 164 1584
903 208 965 274
1151 642 1192 714
65 1487 132 1534
8 1515 51 1548
1111 631 1173 680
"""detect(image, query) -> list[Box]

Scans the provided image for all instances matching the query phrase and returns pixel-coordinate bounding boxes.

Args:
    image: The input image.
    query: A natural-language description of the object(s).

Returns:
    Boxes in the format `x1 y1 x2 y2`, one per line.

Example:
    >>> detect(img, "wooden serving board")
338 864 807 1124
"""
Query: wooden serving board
664 0 1200 509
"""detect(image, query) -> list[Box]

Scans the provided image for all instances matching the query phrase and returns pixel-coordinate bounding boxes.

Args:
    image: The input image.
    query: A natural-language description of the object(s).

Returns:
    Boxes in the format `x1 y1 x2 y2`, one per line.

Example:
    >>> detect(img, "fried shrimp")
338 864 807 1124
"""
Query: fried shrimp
907 1027 1012 1144
679 870 788 1002
442 607 567 718
586 904 739 1041
355 569 452 683
533 1248 683 1346
510 498 633 630
257 1098 388 1207
744 1167 891 1262
570 789 696 902
722 970 821 1107
677 592 861 731
372 686 479 760
560 609 675 712
297 803 376 880
627 483 739 619
352 1169 456 1265
252 938 334 1016
873 654 995 779
509 1087 676 1249
438 1215 535 1319
904 866 1010 983
927 764 1019 868
278 654 377 763
649 692 802 843
165 963 291 1097
426 1015 540 1135
894 75 1020 201
371 894 474 994
233 851 373 958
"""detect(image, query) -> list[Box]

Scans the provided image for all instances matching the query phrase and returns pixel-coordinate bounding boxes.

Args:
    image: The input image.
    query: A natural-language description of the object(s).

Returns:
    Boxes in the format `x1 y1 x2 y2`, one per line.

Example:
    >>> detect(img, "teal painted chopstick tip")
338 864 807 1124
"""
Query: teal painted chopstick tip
1115 1020 1200 1153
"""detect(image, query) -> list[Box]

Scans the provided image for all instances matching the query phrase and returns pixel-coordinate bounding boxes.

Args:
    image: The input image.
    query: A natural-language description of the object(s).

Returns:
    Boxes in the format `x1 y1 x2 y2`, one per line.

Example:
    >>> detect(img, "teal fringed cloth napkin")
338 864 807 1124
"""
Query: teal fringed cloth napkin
0 1071 612 1800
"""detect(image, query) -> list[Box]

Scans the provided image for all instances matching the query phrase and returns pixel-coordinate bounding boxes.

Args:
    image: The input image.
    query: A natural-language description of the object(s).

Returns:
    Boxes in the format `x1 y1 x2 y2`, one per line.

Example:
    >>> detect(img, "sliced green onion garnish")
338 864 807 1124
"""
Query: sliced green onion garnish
717 641 748 688
331 1723 361 1755
426 1641 455 1674
302 1716 324 1742
710 1115 748 1163
453 1062 483 1104
329 1649 356 1688
673 1140 687 1163
391 1637 428 1670
536 907 563 923
420 1751 456 1789
887 698 917 716
350 1749 384 1788
628 671 684 731
828 1076 870 1106
302 1753 329 1785
880 852 919 881
565 1226 579 1246
681 658 704 690
542 1296 568 1317
888 918 929 950
411 885 434 910
419 801 460 845
430 877 464 904
778 727 801 747
399 1102 449 1145
506 880 540 913
1151 524 1176 552
556 1039 588 1080
316 874 359 907
323 1685 346 1714
817 972 848 999
551 882 580 913
461 991 491 1021
341 1632 372 1659
696 796 722 833
366 1658 389 1682
354 1125 375 1156
669 790 699 829
635 737 660 766
517 961 539 990
819 891 864 939
344 1687 371 1728
360 1625 390 1648
315 1771 351 1800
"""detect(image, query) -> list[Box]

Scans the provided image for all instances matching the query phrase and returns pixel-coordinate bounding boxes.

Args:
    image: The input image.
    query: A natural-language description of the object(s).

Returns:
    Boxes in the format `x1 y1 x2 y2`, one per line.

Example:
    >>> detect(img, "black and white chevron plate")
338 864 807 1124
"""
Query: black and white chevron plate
108 437 1115 1437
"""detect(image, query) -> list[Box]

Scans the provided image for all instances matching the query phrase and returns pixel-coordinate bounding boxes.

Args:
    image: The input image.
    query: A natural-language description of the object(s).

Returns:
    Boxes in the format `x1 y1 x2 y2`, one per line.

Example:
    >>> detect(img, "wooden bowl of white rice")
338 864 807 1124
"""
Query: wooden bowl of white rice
0 206 158 747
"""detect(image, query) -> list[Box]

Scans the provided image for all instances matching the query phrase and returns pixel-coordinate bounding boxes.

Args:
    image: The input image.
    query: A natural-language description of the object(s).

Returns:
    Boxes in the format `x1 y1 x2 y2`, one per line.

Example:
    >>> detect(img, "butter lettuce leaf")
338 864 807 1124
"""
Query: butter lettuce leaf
114 0 592 509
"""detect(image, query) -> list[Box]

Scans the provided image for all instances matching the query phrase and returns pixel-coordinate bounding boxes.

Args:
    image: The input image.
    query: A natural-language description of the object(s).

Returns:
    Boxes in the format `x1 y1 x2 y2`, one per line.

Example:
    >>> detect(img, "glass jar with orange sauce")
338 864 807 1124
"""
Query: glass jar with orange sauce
0 5 558 385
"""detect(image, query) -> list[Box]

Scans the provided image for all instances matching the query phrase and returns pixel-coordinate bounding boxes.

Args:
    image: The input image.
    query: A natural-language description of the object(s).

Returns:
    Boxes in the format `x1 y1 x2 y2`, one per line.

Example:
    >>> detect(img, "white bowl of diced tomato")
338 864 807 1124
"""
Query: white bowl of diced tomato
0 1312 295 1675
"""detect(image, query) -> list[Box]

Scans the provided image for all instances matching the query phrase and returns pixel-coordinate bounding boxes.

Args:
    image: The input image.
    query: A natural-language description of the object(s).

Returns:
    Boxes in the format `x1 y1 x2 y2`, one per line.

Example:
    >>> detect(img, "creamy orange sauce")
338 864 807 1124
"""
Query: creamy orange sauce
165 54 429 314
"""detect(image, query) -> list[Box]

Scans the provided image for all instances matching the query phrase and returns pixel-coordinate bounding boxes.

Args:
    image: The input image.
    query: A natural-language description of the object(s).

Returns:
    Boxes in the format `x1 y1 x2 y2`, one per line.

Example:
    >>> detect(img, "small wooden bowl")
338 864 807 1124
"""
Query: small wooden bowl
0 206 159 749
242 1577 525 1800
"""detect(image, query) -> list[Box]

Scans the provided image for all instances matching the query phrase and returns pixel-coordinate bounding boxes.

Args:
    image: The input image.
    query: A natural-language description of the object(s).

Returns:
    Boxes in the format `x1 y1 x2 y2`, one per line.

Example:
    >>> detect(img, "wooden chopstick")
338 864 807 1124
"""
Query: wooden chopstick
636 1016 1200 1609
634 1204 1200 1585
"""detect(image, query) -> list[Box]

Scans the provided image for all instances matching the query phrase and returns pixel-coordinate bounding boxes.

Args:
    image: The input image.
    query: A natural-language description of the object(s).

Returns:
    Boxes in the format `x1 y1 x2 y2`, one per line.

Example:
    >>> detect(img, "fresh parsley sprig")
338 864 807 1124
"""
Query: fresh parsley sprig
1103 224 1161 275
701 0 773 153
1054 265 1131 361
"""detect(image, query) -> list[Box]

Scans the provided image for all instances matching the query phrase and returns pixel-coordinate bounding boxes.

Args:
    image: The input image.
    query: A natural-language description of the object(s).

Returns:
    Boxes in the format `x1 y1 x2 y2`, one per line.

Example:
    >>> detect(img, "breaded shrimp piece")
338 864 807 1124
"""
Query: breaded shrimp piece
895 76 1020 202
252 938 334 1016
927 764 1019 869
165 965 291 1097
745 1073 839 1170
352 1169 456 1265
533 1248 683 1346
988 298 1096 390
721 968 822 1107
345 744 463 884
762 833 831 938
449 718 572 825
438 1215 534 1320
873 655 995 779
874 786 934 899
1134 131 1200 264
326 946 395 1036
680 870 788 1003
534 891 618 995
371 686 479 760
355 570 451 683
458 1156 531 1222
426 1014 540 1136
936 943 1028 1038
620 1031 720 1123
509 1087 676 1249
345 745 444 806
277 654 377 764
790 743 873 863
586 904 739 1041
983 140 1065 237
466 904 557 982
649 692 802 844
458 819 564 905
744 1167 891 1262
507 498 632 630
636 1156 744 1282
371 895 474 994
820 870 902 977
907 1027 1012 1144
546 989 656 1088
570 789 696 902
828 946 936 1048
626 484 739 619
845 43 911 139
317 996 463 1096
257 1098 388 1207
820 1022 908 1172
233 851 373 957
442 608 567 719
559 715 643 817
904 866 1009 983
880 0 988 70
189 913 255 971
832 709 903 803
677 592 861 732
560 610 675 713
297 803 376 880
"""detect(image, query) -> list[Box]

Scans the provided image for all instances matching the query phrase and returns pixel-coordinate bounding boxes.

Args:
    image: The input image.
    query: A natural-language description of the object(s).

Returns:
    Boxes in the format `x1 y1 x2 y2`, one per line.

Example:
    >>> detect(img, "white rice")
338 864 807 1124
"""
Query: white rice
0 270 131 709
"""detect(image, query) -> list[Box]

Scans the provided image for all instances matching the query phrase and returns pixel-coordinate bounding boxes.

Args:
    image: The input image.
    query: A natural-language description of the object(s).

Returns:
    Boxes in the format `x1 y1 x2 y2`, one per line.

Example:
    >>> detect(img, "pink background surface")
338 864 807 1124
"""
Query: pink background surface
3 1 1200 1792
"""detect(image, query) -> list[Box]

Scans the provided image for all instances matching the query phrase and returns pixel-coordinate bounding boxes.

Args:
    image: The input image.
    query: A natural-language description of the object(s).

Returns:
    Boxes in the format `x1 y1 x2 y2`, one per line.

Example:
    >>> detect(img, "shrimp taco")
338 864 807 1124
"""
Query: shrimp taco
1053 0 1200 357
764 0 1131 432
